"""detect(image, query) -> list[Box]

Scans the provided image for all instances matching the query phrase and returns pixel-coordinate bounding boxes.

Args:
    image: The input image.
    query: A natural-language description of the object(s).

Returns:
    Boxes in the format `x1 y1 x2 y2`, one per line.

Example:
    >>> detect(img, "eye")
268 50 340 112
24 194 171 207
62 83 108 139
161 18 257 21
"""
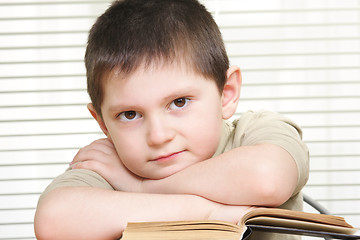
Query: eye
118 111 142 122
169 97 190 110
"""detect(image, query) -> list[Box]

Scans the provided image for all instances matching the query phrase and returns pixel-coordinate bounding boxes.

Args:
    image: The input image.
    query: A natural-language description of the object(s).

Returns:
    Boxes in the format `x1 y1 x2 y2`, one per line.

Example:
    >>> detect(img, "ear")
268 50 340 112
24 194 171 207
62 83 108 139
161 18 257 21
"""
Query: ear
87 103 109 136
221 66 242 119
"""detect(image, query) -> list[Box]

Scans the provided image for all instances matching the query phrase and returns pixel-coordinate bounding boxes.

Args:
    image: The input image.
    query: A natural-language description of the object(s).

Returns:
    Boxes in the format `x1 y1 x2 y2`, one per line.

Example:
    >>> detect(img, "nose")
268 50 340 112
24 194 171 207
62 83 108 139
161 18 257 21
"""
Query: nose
146 115 175 147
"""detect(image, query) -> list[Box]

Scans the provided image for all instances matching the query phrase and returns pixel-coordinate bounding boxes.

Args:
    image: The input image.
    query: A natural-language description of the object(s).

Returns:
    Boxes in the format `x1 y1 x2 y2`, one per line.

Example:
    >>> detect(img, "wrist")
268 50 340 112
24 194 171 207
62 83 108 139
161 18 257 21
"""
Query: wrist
208 203 254 224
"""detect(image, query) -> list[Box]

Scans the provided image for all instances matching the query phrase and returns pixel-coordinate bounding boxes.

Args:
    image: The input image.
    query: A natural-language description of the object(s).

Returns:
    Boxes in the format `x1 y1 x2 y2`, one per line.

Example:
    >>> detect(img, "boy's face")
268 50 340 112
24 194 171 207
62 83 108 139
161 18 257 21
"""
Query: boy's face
93 63 240 180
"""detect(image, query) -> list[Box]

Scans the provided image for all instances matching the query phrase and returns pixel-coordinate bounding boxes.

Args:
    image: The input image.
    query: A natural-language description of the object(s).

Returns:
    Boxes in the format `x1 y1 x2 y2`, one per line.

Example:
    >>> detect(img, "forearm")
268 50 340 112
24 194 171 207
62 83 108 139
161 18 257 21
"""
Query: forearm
143 143 298 206
34 187 214 240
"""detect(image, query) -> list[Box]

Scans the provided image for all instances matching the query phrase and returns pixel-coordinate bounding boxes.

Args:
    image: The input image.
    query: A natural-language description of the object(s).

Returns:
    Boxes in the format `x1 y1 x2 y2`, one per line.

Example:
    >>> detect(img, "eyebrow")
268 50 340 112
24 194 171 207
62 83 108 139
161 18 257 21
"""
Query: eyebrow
107 103 134 113
162 87 198 102
107 86 198 113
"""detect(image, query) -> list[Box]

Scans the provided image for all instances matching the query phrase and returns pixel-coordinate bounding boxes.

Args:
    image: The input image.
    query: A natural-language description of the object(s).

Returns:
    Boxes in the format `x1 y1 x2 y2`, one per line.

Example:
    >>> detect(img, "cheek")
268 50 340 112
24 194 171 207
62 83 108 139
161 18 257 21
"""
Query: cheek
186 113 223 158
108 129 144 167
113 141 145 176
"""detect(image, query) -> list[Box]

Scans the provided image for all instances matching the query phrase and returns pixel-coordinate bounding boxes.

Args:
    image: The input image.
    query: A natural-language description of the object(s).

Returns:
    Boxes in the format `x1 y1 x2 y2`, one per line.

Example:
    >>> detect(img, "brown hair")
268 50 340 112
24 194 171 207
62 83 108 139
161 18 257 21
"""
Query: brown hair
85 0 229 116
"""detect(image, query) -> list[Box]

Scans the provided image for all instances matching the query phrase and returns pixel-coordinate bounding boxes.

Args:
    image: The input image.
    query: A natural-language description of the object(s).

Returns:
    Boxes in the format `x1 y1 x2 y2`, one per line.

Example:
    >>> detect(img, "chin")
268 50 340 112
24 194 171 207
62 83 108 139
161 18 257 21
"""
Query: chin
147 165 188 180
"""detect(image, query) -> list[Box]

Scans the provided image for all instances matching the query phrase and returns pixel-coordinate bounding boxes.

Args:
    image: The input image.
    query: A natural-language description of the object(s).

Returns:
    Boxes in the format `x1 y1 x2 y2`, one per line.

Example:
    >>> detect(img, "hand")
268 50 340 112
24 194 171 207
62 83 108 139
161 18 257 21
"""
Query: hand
70 138 143 192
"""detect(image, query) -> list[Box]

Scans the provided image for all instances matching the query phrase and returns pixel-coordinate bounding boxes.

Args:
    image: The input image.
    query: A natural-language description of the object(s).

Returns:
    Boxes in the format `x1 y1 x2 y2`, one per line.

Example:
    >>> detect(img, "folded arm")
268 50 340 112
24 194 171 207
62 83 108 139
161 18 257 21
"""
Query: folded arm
71 139 299 207
142 143 298 206
34 186 252 240
34 187 205 239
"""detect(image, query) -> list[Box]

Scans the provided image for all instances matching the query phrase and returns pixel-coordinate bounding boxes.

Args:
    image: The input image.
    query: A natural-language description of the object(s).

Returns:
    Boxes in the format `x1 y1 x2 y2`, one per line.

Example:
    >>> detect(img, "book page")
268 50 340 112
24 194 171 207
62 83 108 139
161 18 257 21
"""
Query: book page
246 216 358 235
242 207 355 228
122 221 244 240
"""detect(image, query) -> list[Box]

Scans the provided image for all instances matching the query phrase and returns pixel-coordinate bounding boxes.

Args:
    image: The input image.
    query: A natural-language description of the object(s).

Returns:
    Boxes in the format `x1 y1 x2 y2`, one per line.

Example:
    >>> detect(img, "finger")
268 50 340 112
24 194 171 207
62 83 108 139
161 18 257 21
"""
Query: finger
88 139 116 155
96 138 115 148
73 139 114 162
71 159 107 175
71 159 119 186
72 143 92 163
71 148 108 165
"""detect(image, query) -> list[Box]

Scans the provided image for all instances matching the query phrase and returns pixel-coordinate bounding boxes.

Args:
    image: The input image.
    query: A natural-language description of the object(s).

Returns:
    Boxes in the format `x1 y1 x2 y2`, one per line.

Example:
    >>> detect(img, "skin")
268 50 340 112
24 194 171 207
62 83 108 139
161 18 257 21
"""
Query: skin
93 61 228 180
34 62 298 239
72 62 297 205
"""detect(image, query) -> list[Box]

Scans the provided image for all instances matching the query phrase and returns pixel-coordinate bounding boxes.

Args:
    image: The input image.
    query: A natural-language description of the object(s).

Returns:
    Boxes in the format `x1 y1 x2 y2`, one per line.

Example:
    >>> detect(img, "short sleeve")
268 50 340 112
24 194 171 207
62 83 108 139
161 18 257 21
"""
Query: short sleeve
39 169 114 201
231 111 309 195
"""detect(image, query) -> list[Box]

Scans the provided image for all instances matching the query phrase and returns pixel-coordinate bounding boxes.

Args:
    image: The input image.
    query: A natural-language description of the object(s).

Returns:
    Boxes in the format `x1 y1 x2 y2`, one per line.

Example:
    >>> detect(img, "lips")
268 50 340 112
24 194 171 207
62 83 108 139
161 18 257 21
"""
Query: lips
151 150 185 162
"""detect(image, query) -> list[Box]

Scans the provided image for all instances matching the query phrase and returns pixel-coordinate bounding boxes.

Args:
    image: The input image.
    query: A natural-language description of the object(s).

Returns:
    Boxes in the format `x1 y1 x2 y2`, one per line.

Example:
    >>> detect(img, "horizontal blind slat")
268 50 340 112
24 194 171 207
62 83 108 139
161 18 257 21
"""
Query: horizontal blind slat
1 0 360 237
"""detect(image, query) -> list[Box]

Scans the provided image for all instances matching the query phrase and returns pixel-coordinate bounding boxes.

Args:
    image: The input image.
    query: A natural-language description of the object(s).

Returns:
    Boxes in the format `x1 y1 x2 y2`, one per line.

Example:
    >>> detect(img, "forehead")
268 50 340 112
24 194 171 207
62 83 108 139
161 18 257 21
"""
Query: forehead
104 58 208 89
106 61 205 91
100 61 220 111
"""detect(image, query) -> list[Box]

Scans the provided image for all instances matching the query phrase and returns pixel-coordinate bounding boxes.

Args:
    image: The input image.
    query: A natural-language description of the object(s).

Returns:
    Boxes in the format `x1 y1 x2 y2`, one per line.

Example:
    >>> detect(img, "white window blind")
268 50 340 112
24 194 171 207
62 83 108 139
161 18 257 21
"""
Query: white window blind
0 0 359 239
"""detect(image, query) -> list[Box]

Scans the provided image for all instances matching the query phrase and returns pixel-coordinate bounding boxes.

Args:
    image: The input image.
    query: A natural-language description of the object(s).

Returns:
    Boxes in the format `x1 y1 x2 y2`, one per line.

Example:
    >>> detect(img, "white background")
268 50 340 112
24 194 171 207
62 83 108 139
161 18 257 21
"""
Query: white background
0 0 359 239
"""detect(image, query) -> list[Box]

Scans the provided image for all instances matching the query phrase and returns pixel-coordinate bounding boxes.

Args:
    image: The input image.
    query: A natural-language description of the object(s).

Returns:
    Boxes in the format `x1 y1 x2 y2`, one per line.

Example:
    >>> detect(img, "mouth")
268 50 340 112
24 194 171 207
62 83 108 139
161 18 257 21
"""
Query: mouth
151 150 185 162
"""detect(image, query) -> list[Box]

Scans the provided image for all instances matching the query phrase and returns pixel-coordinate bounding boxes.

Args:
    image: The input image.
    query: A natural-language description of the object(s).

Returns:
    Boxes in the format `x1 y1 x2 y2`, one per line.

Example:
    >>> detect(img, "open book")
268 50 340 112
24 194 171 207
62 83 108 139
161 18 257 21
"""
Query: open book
121 207 360 240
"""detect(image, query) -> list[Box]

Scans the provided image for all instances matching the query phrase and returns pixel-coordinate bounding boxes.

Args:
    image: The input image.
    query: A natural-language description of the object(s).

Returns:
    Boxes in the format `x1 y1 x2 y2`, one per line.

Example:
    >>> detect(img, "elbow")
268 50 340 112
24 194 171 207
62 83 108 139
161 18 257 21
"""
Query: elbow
256 180 290 207
34 203 57 240
254 166 297 207
253 145 298 207
34 212 54 240
34 187 122 240
34 196 64 240
34 189 74 240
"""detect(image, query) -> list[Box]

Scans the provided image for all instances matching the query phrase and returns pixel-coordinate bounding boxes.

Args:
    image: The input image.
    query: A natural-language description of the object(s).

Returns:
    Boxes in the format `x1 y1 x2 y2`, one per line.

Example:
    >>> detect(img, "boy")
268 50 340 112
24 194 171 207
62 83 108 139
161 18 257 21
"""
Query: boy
34 0 309 239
